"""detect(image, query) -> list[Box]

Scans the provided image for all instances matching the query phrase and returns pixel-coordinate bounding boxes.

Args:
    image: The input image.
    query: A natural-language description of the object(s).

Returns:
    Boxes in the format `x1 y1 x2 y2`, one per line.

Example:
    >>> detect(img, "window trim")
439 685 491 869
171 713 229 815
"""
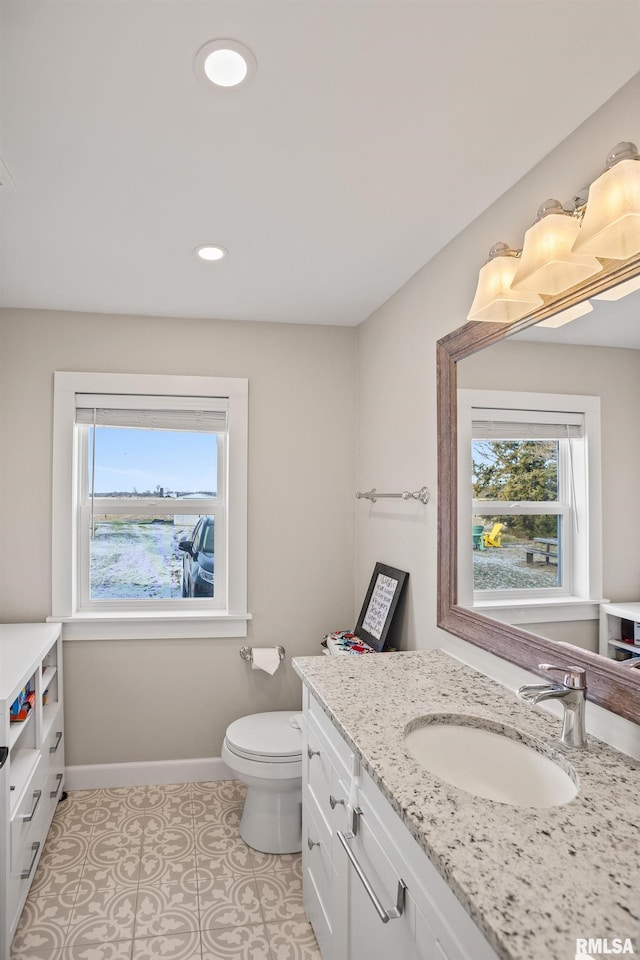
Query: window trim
457 389 603 616
49 371 250 640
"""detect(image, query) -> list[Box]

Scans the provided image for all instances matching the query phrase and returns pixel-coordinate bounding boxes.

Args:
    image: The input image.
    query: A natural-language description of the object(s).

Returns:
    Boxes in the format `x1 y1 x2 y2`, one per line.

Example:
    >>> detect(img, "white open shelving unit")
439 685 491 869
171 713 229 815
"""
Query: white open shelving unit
599 601 640 662
0 623 64 960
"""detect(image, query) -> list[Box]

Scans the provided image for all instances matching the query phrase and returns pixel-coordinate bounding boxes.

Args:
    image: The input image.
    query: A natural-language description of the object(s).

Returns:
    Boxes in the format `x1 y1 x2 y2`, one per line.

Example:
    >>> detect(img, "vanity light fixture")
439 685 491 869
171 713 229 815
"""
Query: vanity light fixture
194 39 257 90
468 141 640 325
196 244 228 262
466 242 543 324
571 142 640 260
511 199 602 296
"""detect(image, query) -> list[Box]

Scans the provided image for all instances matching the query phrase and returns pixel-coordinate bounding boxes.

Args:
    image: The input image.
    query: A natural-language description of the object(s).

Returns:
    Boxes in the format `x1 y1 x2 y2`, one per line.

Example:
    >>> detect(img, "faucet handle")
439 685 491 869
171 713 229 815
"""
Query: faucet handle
539 663 586 690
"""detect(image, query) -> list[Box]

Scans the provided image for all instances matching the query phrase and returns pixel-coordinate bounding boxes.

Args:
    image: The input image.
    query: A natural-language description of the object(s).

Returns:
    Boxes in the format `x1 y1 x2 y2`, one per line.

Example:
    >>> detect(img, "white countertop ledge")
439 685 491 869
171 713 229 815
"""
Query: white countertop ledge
292 649 640 960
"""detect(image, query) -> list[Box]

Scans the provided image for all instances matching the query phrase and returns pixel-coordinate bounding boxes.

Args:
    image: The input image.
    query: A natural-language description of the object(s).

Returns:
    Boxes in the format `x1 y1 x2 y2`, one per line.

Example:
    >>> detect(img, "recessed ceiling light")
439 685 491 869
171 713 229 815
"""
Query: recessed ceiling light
196 245 228 262
195 39 257 89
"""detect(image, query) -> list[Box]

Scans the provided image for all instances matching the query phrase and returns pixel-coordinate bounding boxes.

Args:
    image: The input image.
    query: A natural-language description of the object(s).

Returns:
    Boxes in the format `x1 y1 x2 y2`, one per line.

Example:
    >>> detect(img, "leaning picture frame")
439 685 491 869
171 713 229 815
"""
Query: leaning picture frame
354 562 409 652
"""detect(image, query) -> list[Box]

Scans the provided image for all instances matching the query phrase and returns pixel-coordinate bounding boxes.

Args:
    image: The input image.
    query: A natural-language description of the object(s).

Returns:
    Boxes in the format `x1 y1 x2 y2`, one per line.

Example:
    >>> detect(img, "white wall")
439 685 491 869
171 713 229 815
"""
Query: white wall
355 72 640 758
0 309 357 765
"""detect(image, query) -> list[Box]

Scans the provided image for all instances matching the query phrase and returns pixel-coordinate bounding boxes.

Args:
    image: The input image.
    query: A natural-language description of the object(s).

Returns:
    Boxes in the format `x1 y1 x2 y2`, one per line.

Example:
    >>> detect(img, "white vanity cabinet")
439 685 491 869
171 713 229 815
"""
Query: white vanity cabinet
301 687 499 960
0 623 64 960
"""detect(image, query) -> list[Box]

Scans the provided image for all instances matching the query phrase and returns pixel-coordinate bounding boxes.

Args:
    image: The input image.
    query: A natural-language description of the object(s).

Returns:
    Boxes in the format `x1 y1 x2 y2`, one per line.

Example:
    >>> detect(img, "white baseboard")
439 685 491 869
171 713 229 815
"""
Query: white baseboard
64 756 233 791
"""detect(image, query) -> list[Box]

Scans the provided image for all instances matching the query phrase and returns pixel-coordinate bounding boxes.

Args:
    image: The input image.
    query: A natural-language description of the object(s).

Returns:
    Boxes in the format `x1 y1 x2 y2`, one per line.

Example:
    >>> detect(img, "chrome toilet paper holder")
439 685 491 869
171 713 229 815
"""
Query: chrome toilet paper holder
239 645 286 664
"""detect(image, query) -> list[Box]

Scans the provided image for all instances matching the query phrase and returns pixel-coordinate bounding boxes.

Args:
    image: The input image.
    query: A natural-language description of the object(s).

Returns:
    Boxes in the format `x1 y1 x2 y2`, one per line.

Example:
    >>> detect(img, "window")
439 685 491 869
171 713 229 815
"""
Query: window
457 390 602 620
51 373 249 639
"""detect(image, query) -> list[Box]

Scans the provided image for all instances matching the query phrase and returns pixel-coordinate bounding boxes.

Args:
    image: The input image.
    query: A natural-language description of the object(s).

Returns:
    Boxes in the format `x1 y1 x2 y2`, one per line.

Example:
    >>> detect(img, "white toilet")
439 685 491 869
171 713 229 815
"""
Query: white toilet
221 710 303 854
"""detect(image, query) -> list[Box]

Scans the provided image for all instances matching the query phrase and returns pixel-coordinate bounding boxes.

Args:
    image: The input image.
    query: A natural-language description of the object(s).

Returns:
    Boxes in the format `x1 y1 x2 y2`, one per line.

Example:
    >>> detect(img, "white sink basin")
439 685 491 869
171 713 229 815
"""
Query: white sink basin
404 718 577 807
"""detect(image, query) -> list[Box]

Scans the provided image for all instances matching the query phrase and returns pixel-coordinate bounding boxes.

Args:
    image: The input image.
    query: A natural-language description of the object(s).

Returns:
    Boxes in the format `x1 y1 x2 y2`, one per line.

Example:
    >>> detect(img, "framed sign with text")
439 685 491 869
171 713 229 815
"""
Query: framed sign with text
354 563 409 652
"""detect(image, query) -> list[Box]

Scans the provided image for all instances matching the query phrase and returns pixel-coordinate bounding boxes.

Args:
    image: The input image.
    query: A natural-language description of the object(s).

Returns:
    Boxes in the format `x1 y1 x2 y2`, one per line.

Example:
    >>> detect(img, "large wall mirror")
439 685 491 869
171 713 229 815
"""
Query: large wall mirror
437 252 640 724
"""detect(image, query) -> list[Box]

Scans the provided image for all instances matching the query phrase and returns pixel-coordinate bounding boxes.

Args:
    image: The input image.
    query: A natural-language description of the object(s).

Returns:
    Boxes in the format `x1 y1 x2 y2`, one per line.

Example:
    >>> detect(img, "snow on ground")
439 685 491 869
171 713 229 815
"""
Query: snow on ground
473 543 559 591
90 520 194 599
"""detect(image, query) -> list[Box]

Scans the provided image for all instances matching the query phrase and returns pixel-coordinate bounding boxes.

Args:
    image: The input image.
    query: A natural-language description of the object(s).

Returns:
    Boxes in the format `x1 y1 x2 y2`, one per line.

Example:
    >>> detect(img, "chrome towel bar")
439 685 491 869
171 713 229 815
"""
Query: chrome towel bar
356 486 430 505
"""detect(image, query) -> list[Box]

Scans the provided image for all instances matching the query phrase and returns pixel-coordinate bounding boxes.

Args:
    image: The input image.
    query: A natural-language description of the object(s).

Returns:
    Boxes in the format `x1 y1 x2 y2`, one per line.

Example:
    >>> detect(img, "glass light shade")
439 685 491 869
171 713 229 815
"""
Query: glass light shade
512 212 602 295
592 274 640 301
572 158 640 260
467 248 543 323
538 300 593 328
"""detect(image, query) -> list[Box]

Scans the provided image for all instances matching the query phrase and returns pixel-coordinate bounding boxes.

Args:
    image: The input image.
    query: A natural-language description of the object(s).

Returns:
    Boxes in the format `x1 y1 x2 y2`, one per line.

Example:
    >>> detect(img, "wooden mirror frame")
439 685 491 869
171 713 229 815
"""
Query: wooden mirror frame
437 253 640 724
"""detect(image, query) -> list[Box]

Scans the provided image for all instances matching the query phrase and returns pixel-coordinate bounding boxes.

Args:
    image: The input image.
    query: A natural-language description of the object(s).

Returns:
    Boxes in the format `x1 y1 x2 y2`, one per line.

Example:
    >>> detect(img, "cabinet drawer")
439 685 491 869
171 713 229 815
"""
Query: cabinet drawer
10 756 45 866
43 723 65 816
308 695 353 771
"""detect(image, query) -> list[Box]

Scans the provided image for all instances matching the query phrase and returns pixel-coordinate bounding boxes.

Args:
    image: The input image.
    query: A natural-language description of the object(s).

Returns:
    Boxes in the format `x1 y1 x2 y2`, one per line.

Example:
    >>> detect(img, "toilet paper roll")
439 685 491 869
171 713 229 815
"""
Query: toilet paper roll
251 647 282 676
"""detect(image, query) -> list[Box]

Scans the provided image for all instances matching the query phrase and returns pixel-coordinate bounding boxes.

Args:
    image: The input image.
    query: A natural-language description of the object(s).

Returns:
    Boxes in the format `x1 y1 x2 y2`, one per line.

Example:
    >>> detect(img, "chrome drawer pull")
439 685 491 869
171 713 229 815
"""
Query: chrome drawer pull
307 837 321 851
50 773 64 799
337 827 406 924
0 746 7 769
22 789 42 823
49 731 63 754
21 841 41 879
307 745 320 759
329 794 345 809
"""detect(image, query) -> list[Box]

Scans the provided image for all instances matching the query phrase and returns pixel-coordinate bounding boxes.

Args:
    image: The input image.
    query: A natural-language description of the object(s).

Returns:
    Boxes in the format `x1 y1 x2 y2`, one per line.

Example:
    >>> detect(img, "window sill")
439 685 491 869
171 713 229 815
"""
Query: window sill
46 611 252 641
472 597 605 625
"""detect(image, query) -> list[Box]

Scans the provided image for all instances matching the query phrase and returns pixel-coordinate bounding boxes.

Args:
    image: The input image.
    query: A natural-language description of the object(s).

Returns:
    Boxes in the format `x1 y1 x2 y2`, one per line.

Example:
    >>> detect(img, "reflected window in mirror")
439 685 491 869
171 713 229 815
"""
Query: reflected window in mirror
457 389 602 621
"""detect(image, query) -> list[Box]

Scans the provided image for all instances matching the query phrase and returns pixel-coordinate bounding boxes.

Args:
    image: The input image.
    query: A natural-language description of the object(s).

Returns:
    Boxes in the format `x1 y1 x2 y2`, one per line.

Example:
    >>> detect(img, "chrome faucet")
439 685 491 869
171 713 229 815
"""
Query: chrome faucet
517 663 587 748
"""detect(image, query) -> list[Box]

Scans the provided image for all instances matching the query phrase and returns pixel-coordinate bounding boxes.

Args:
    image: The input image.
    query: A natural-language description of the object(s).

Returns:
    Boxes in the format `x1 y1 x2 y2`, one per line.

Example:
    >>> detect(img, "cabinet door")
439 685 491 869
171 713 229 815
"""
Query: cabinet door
416 906 450 960
341 810 416 960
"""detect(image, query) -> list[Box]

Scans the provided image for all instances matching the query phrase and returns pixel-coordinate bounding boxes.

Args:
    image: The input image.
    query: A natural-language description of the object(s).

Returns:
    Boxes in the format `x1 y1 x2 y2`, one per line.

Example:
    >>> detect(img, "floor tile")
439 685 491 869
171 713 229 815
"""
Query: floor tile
143 804 195 838
132 932 202 959
61 942 133 960
13 781 321 960
140 842 198 886
255 867 305 923
66 888 137 946
201 925 270 960
191 781 246 806
89 813 147 841
98 788 148 811
81 855 142 891
198 875 263 930
145 783 193 806
10 896 73 957
30 863 85 899
266 920 322 960
83 835 142 888
134 881 200 938
251 852 302 880
38 835 90 873
10 947 65 960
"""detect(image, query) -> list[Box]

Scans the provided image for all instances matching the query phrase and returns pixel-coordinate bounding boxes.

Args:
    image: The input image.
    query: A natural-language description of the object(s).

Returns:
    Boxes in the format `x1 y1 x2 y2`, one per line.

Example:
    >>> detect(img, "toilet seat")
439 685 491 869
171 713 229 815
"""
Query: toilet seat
225 711 302 763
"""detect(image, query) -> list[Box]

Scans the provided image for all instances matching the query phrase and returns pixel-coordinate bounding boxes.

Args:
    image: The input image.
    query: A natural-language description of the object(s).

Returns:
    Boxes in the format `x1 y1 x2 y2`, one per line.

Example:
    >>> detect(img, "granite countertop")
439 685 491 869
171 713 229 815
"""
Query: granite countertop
293 650 640 960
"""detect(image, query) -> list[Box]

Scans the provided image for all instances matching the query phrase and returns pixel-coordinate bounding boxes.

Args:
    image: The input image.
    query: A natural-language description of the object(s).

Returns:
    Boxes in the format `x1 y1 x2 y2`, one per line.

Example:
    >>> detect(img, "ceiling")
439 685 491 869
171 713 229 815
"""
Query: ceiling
2 1 640 327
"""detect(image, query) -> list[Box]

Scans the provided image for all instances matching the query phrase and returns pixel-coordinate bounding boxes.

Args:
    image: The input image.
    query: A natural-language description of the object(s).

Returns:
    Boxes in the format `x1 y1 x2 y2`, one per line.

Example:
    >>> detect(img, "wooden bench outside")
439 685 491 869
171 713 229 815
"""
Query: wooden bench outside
525 537 558 565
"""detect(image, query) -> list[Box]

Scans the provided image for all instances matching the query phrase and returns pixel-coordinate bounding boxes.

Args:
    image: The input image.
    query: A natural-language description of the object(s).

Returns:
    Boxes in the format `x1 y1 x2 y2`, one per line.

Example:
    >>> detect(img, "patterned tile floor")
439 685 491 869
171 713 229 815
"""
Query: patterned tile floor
11 781 320 960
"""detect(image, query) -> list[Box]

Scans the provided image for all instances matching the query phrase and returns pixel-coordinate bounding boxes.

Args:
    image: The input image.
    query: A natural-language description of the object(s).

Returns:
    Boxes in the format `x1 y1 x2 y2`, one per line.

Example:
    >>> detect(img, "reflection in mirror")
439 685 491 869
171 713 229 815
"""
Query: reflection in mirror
457 285 640 659
437 263 640 723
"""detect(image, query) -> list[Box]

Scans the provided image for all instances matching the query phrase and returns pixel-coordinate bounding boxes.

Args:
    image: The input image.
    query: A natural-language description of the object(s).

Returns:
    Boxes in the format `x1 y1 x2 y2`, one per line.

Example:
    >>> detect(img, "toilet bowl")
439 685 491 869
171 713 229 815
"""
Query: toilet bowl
221 710 303 854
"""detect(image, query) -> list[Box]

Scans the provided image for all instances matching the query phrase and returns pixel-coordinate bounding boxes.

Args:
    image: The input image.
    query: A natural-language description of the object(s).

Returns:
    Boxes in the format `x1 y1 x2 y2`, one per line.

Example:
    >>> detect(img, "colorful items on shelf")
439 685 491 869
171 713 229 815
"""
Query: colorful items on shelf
10 685 35 722
322 630 377 656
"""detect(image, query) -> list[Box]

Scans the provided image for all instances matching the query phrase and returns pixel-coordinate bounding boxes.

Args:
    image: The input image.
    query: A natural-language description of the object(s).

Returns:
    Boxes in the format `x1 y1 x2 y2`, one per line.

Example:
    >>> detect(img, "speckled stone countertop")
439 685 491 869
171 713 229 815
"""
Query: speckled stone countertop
293 650 640 960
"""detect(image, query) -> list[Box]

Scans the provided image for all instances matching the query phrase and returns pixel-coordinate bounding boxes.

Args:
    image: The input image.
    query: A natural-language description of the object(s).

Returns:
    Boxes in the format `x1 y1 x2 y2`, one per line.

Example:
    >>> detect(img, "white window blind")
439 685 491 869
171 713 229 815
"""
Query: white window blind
472 408 584 440
75 394 229 433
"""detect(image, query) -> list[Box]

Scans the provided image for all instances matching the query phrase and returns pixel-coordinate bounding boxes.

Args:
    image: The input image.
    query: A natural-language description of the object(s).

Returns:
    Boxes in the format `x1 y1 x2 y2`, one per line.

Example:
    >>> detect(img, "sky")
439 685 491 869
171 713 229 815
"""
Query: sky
90 427 217 495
